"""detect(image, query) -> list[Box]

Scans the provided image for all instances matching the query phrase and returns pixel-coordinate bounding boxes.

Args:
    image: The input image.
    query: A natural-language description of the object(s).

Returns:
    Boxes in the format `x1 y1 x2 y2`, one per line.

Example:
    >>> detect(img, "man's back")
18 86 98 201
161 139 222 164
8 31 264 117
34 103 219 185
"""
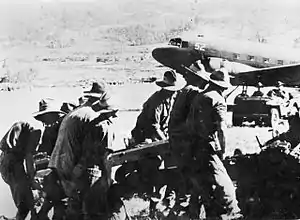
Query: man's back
143 89 174 130
169 85 201 138
131 89 175 142
188 90 226 135
0 121 41 159
48 105 99 178
186 89 226 152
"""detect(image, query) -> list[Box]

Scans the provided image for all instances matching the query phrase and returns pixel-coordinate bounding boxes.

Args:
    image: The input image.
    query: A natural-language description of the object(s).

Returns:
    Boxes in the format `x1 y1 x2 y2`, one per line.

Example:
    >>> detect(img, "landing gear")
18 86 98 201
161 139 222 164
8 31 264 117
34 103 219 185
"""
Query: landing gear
232 113 243 126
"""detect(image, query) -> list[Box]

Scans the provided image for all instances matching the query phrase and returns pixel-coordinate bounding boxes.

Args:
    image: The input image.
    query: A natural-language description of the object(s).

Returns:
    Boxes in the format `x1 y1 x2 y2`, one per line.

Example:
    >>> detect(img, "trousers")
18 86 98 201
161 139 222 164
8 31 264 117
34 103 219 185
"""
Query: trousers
188 141 241 219
0 152 35 220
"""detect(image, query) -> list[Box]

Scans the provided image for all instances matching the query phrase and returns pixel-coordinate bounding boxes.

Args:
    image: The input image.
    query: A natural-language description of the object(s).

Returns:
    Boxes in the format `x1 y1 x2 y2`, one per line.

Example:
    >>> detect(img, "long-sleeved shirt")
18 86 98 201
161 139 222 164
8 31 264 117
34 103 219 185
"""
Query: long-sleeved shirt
131 89 176 143
0 121 42 182
48 105 114 180
186 89 227 153
168 85 201 139
38 123 61 156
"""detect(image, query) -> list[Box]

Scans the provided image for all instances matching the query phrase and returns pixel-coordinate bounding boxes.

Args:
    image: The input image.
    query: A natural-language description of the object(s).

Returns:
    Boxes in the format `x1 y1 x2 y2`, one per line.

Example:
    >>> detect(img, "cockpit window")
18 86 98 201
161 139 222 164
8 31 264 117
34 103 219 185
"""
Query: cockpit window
248 55 255 61
168 38 182 47
181 41 188 48
263 57 270 63
233 53 240 59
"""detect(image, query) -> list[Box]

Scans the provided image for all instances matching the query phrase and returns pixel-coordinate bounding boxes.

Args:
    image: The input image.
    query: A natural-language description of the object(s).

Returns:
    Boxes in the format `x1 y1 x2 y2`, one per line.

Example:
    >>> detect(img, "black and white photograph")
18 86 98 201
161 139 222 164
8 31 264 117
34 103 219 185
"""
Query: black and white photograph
1 0 300 219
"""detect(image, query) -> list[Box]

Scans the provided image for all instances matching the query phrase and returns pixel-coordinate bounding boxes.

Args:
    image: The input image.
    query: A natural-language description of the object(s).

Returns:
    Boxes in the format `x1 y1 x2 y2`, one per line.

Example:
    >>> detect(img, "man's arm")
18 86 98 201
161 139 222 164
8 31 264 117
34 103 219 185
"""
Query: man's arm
216 120 226 156
168 91 186 136
131 109 147 144
25 153 36 180
151 105 167 140
214 100 228 158
264 132 289 147
5 123 40 180
25 129 42 190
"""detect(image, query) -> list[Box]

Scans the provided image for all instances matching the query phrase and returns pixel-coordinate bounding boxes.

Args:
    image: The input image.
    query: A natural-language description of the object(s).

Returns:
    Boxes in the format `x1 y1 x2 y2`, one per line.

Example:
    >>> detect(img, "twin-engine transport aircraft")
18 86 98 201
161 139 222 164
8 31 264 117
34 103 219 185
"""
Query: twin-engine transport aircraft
152 36 300 87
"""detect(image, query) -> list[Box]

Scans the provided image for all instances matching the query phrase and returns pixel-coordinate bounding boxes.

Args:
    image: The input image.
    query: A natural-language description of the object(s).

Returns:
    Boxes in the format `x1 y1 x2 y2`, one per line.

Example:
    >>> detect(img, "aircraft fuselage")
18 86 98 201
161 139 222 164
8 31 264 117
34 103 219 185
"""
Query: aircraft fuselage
178 37 300 69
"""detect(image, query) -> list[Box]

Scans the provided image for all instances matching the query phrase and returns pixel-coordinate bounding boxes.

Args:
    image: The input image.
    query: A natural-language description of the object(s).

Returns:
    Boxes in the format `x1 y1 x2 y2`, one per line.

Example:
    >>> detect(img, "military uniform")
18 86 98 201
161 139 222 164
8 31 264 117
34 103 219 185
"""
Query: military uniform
168 85 201 165
48 105 114 219
36 101 77 156
38 124 61 156
131 89 176 143
117 89 176 195
33 99 76 220
267 88 289 100
44 80 122 220
167 64 211 218
131 70 184 144
0 121 41 220
185 88 241 219
265 114 300 148
116 72 184 219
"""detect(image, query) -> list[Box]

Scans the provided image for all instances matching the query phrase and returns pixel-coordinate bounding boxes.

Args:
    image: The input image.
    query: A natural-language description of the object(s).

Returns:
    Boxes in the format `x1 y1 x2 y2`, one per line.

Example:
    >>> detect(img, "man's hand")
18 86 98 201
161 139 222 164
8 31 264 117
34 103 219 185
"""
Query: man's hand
144 138 153 144
31 179 43 190
124 136 136 148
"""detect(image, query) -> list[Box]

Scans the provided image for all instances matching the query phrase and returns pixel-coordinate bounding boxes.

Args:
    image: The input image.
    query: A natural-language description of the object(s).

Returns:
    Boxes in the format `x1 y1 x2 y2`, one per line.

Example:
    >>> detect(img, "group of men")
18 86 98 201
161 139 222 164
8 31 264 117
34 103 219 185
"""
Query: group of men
117 60 243 219
0 81 124 220
0 59 243 220
251 80 291 101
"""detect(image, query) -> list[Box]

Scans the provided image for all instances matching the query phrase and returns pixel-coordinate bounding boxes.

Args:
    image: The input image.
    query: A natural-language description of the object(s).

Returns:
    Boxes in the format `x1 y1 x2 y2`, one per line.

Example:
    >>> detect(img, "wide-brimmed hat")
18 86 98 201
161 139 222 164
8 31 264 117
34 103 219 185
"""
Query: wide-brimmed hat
83 80 116 110
188 60 211 81
83 81 108 99
60 102 77 114
209 68 231 89
32 98 67 119
155 70 186 91
78 96 88 105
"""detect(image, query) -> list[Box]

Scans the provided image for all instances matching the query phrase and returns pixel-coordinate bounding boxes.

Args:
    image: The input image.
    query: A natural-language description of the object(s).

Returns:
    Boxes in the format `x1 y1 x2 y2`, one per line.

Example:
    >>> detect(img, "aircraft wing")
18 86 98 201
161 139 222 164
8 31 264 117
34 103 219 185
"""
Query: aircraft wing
232 63 300 87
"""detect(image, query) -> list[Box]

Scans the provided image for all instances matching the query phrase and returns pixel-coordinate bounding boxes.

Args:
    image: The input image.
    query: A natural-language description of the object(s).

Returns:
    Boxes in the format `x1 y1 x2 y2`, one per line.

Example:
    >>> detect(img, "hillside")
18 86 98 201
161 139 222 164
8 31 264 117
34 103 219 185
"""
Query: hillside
1 0 300 88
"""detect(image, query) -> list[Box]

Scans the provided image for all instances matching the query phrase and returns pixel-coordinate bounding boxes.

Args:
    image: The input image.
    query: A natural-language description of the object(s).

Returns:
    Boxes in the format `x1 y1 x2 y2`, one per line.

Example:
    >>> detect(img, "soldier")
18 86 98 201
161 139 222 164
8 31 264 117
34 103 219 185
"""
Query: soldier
168 61 210 217
264 113 300 149
32 98 75 155
130 70 185 144
169 61 210 165
33 98 76 220
0 121 42 220
252 82 264 97
116 70 184 217
47 80 121 220
185 68 242 219
267 81 290 101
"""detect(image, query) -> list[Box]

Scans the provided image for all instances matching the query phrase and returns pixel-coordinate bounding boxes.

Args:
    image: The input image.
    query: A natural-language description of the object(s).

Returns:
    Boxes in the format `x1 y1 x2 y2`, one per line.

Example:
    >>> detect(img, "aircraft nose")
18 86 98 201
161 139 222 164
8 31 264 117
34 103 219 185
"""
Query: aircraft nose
152 47 199 70
152 47 176 68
